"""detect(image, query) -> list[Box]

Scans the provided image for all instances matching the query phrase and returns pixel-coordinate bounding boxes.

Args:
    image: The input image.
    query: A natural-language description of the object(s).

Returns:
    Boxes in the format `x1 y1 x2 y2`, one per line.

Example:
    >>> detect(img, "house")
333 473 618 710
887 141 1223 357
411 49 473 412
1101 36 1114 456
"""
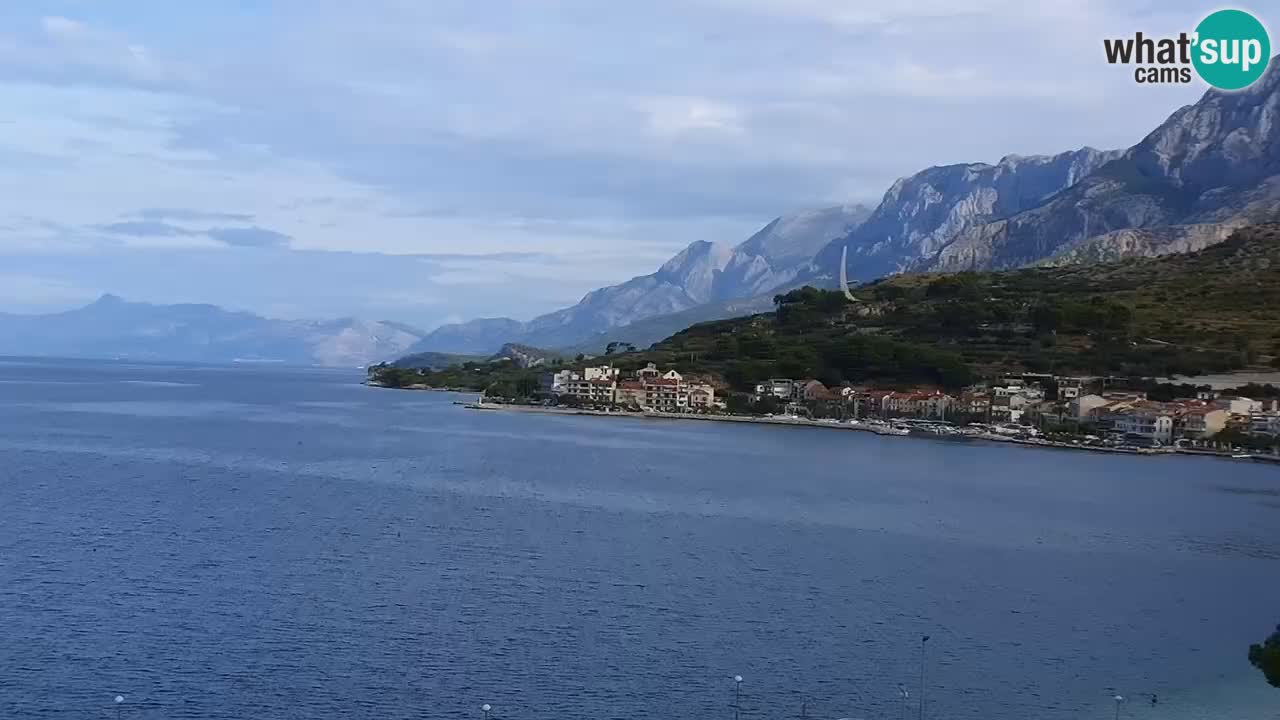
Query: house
1182 406 1231 438
643 378 686 412
582 366 620 382
798 380 833 402
1250 412 1280 436
876 390 952 419
1071 394 1112 420
766 378 796 399
615 380 646 409
879 391 914 415
1216 396 1262 416
957 392 991 416
991 388 1031 423
688 384 716 411
564 377 617 404
549 369 577 393
992 385 1018 399
1054 376 1088 400
636 363 662 380
910 391 952 419
550 366 617 394
1113 402 1175 444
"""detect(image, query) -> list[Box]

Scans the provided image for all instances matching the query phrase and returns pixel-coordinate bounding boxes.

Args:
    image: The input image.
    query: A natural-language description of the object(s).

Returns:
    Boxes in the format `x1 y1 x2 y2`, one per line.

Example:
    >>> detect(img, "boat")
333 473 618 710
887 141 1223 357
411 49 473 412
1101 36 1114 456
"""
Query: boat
873 424 910 436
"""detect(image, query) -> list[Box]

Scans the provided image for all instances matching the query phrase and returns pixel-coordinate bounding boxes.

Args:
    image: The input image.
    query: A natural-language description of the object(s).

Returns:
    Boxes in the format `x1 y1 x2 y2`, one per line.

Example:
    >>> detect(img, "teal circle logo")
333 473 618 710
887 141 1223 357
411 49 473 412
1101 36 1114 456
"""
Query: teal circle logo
1192 9 1270 90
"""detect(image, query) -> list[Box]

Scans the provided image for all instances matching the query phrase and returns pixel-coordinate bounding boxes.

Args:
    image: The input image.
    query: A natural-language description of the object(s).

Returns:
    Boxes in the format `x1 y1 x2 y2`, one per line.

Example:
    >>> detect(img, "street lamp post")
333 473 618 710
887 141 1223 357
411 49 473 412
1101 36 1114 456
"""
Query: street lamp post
1113 695 1124 720
733 675 743 720
114 695 125 720
898 684 910 720
482 703 492 720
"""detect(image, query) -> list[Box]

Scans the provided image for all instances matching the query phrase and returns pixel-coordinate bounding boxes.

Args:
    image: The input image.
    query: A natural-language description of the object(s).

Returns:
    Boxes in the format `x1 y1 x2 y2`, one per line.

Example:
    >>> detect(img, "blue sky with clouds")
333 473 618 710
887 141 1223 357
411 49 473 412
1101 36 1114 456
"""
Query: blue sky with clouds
0 1 1219 328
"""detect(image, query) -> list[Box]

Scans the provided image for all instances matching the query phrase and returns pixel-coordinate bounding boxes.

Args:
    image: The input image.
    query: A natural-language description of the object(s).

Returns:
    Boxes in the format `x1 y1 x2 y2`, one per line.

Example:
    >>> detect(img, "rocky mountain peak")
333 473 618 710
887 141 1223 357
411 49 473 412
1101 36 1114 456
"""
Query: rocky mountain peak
921 56 1280 274
656 240 733 301
804 145 1123 283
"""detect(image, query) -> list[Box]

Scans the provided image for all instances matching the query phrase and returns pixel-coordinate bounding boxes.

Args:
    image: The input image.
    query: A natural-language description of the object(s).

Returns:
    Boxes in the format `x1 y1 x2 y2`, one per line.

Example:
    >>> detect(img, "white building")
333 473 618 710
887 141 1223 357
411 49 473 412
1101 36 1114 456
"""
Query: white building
688 384 717 410
1114 404 1175 444
1250 412 1280 436
1216 396 1262 415
583 366 620 382
564 377 617 404
550 369 576 393
1071 394 1111 419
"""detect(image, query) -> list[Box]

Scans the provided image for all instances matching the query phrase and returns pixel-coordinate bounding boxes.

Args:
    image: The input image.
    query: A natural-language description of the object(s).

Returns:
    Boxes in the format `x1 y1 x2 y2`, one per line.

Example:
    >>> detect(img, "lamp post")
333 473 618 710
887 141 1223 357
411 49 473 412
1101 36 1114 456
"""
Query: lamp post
917 635 930 720
898 684 910 720
733 675 743 720
114 695 124 720
1113 695 1124 720
481 703 492 720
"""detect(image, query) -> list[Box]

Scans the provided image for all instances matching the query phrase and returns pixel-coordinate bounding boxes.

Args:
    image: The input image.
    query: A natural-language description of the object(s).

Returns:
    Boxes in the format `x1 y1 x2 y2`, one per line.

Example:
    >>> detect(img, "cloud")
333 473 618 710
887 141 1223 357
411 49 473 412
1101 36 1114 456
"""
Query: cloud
40 16 87 39
633 95 744 137
0 15 192 91
94 217 290 248
205 227 291 248
139 208 254 223
0 1 1216 325
98 220 191 237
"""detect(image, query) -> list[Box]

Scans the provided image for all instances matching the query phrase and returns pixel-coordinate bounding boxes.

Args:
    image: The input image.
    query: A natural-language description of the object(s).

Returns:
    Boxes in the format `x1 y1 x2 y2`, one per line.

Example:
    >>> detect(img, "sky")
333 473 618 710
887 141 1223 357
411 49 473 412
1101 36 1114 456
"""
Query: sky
0 1 1222 329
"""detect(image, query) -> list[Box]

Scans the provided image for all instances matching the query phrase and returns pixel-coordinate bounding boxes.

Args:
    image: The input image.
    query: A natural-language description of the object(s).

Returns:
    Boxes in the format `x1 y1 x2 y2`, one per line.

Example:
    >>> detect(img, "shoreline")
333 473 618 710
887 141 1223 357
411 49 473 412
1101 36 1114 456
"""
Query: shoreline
462 401 1280 465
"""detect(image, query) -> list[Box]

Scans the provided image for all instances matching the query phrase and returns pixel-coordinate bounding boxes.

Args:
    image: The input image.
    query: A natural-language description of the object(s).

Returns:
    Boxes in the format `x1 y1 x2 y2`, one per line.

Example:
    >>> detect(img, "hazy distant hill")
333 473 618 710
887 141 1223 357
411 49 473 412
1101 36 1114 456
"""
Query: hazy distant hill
0 294 424 367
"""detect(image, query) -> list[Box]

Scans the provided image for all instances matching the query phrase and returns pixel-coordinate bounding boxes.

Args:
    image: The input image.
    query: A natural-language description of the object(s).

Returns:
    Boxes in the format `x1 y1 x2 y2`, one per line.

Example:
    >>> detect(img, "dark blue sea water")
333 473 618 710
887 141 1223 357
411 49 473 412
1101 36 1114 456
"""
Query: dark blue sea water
1 358 1277 720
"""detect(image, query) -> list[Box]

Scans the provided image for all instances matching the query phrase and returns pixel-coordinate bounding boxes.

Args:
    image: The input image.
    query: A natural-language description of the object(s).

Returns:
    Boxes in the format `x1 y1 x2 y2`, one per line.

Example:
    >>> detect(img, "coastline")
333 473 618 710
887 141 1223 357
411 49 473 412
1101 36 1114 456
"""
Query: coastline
461 400 1280 465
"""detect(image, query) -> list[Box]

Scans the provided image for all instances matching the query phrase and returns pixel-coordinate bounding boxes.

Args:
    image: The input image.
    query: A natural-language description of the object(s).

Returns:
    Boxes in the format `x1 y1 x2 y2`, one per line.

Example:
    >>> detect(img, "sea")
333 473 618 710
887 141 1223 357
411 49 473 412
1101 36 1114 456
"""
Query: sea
1 357 1277 719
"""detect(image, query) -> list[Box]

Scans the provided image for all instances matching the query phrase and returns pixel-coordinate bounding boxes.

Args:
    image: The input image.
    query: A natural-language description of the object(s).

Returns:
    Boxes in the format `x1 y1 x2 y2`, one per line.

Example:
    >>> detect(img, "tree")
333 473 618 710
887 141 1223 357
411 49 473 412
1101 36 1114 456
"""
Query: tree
1249 625 1280 688
1030 302 1062 334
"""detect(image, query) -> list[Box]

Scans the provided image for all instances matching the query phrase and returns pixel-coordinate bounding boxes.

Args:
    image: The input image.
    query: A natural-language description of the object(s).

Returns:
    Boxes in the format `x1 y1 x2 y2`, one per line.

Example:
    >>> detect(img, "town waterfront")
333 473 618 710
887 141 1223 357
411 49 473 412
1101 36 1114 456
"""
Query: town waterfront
458 399 1280 464
2 358 1279 719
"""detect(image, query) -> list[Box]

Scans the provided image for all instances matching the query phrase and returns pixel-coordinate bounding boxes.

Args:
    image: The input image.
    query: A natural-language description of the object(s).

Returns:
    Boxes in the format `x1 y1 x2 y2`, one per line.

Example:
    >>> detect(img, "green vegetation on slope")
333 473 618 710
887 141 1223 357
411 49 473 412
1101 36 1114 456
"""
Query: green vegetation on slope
373 224 1280 396
391 350 484 370
1251 625 1280 689
620 224 1280 391
369 357 545 394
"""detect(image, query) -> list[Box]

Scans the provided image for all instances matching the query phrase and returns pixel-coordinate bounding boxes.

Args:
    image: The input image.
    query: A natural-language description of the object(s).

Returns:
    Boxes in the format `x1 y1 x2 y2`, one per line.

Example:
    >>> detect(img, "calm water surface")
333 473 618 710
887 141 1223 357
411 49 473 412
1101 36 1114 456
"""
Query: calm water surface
1 358 1277 719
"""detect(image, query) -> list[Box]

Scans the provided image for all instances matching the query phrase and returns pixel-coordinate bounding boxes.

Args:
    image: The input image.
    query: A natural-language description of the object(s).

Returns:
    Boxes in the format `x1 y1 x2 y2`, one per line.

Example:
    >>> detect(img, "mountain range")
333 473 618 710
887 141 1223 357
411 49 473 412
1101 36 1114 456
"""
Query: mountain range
915 60 1280 273
631 222 1280 390
410 57 1280 357
0 294 423 367
7 59 1278 366
404 203 871 355
800 147 1124 284
375 223 1280 395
